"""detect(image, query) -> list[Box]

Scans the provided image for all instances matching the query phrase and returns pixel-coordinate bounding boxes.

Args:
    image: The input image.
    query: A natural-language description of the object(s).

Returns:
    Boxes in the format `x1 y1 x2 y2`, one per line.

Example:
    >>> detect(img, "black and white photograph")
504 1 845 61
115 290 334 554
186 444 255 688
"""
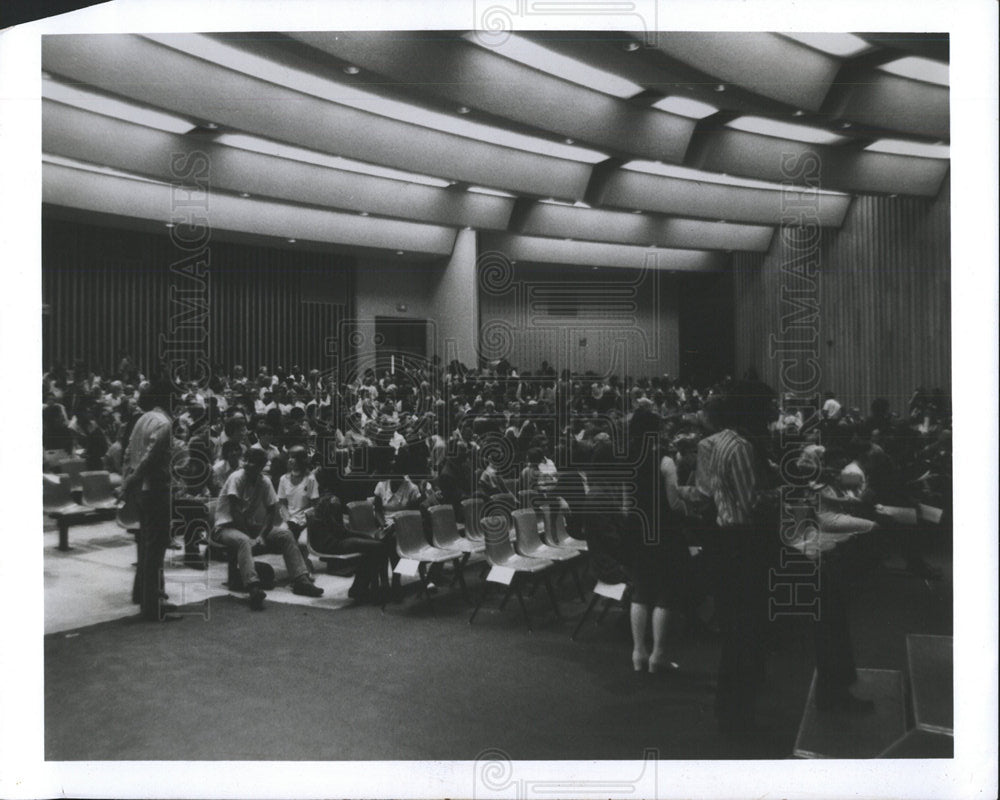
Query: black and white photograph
1 1 996 798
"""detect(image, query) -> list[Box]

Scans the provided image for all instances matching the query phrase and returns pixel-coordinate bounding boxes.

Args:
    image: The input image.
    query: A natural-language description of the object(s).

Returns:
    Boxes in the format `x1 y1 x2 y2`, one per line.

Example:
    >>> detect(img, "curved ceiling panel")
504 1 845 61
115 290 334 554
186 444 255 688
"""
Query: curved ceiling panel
825 70 949 141
42 101 515 230
596 170 852 227
690 129 949 197
287 31 696 163
41 34 593 199
486 234 727 271
516 202 773 251
653 32 840 111
42 163 458 255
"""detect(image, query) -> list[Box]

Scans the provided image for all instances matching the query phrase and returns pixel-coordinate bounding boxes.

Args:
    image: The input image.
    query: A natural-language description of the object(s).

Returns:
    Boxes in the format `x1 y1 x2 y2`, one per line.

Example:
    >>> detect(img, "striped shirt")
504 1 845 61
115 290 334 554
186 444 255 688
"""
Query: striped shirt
123 408 172 491
696 429 757 527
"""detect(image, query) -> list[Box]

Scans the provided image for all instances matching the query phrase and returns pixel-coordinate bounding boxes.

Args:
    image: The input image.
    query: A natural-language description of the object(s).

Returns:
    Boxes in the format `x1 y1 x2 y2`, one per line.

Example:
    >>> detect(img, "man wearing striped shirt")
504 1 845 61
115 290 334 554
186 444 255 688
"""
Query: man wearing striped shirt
696 381 775 735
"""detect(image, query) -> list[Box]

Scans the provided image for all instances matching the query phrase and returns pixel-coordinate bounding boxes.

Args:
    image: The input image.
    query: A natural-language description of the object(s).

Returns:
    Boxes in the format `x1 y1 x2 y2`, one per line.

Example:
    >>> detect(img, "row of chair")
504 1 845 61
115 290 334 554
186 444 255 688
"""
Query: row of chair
329 494 592 630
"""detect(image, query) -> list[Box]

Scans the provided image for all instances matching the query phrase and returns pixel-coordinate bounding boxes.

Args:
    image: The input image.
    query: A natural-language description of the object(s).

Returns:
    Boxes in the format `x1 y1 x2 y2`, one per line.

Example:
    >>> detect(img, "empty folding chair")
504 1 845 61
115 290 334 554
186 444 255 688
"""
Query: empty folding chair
59 457 86 493
512 508 585 601
460 498 488 544
386 510 465 611
482 492 517 539
43 473 93 551
79 471 118 510
43 474 88 516
428 504 484 556
541 499 588 551
469 515 559 631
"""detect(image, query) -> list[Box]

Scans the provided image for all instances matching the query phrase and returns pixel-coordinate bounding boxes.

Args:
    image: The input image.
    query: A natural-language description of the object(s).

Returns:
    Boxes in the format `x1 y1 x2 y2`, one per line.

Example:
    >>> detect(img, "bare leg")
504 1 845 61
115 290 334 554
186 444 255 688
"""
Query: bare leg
650 607 680 672
630 602 650 670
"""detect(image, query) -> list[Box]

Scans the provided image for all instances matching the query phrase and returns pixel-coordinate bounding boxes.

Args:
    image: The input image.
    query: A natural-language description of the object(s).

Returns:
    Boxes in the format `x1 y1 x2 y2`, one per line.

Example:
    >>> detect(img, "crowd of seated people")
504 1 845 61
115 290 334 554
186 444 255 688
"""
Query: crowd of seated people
42 353 952 715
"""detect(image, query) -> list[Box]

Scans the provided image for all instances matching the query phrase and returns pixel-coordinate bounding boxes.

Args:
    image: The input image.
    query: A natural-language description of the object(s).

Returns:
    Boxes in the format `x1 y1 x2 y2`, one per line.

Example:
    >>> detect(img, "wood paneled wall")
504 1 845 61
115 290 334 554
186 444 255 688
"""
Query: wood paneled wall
42 217 354 379
733 179 950 414
477 260 680 378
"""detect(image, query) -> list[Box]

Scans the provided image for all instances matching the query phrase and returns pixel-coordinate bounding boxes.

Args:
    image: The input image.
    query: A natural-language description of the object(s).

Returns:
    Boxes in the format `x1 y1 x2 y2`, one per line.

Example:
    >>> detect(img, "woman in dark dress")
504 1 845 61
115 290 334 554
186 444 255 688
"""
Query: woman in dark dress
627 406 692 673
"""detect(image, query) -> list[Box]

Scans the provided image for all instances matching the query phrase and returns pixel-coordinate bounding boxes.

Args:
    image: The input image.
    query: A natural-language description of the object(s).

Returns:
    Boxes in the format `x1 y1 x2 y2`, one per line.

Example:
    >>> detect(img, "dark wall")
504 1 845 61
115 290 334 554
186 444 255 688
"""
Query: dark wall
678 271 736 386
42 216 354 380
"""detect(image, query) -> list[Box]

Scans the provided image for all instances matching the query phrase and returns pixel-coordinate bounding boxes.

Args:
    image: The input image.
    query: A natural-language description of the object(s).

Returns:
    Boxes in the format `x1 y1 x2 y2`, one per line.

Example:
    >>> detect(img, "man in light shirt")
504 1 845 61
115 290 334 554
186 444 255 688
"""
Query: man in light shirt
211 448 323 611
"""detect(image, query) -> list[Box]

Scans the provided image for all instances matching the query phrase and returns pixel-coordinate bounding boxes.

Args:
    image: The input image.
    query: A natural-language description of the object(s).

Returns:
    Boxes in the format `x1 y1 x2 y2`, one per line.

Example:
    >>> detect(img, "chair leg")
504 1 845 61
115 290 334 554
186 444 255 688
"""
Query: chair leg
498 582 515 611
543 574 562 620
515 583 533 632
469 581 490 624
454 558 471 603
58 518 70 551
571 594 600 640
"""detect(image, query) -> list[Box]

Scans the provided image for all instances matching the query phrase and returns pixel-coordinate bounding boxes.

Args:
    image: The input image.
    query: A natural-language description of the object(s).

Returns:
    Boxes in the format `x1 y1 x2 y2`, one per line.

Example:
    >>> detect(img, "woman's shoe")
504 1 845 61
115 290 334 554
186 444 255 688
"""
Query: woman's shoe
648 657 680 674
632 651 649 672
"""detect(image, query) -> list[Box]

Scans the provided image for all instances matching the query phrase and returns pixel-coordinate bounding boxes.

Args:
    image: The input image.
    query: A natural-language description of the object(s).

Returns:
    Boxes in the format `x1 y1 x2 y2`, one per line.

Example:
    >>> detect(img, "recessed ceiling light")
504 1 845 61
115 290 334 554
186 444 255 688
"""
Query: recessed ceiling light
395 250 404 255
359 211 369 216
164 222 175 228
203 122 218 130
239 192 250 198
792 110 805 117
287 238 297 243
463 226 472 231
879 56 949 87
343 65 360 75
632 209 643 214
622 160 848 195
447 180 458 186
457 106 470 115
623 42 640 52
652 95 718 119
839 121 853 129
42 77 196 134
462 32 644 99
781 32 872 58
146 33 607 164
864 138 950 159
713 84 726 92
539 198 591 208
727 115 848 145
564 137 575 145
468 185 517 198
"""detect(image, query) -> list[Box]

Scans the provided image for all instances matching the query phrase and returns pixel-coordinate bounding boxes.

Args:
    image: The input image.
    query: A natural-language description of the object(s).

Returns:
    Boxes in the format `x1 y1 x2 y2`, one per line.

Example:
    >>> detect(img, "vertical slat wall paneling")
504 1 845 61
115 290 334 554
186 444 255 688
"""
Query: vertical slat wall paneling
477 261 680 378
42 216 354 381
734 179 950 414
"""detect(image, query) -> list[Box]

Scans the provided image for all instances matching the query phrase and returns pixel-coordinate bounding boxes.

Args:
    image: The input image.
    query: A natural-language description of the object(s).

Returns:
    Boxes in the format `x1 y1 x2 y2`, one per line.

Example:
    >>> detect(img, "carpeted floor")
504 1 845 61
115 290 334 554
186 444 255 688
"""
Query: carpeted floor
45 546 952 761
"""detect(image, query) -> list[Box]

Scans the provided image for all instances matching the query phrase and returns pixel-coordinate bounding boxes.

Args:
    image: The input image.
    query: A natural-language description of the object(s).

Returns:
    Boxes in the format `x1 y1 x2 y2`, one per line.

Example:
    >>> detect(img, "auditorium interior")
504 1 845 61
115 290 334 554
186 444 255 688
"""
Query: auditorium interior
25 25 989 789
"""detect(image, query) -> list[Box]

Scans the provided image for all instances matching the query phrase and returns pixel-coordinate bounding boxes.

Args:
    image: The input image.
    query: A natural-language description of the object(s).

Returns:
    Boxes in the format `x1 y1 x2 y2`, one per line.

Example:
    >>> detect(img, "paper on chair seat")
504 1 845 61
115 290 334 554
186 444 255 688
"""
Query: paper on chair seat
487 565 515 584
394 558 420 577
593 581 627 601
918 504 943 524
